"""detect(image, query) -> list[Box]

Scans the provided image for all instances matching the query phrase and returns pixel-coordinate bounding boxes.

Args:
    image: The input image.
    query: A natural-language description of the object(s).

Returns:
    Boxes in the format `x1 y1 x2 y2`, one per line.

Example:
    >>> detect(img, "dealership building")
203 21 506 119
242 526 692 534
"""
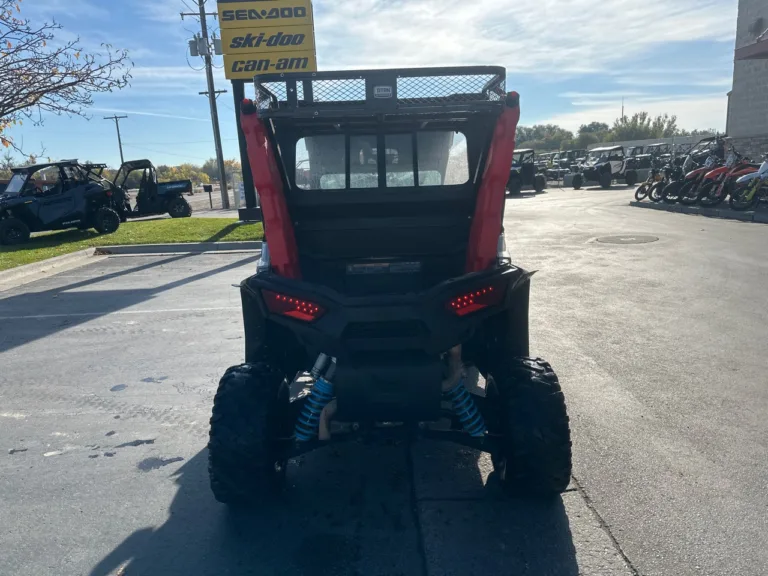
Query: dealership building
728 0 768 158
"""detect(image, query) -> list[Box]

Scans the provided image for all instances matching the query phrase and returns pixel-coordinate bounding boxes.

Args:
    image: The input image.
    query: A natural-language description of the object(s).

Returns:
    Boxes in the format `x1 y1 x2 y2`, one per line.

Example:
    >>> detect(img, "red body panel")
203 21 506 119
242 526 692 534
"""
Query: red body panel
240 100 301 279
711 162 757 196
465 92 521 273
704 165 729 180
685 166 711 180
730 165 758 178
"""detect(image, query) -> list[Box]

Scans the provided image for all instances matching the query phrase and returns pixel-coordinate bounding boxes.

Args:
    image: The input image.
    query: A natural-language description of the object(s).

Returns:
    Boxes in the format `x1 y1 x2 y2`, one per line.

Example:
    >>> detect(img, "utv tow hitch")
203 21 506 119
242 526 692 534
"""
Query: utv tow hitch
278 424 503 460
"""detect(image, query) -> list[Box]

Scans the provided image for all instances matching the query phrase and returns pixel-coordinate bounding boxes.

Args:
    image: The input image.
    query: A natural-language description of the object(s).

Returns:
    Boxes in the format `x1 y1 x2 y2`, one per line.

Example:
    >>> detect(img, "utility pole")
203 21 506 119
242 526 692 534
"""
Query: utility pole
182 1 230 209
199 90 228 98
104 115 127 165
621 97 625 122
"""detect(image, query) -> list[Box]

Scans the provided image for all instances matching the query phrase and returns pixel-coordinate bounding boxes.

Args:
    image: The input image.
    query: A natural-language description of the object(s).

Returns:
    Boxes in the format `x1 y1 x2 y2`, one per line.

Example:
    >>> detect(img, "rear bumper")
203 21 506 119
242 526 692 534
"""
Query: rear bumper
241 264 529 362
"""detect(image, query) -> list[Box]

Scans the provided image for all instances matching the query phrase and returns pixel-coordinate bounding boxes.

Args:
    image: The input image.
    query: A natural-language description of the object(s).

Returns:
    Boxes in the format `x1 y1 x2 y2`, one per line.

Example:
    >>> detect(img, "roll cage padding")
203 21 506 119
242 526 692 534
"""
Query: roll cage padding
465 92 521 273
240 99 301 279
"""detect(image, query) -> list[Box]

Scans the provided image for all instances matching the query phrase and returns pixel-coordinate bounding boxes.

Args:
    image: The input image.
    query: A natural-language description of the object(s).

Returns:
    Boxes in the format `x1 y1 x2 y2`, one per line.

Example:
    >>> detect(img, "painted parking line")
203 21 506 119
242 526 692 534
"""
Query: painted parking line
0 306 240 321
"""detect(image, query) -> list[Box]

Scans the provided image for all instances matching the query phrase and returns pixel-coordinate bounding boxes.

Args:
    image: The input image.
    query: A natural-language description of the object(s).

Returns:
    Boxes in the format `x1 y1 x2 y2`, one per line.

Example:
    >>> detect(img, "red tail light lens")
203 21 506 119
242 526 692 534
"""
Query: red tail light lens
446 285 504 317
262 290 326 322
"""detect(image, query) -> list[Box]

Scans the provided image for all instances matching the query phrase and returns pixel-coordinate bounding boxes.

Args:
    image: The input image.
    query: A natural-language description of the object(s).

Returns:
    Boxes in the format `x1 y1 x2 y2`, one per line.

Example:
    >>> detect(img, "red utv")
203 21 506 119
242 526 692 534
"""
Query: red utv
207 67 572 505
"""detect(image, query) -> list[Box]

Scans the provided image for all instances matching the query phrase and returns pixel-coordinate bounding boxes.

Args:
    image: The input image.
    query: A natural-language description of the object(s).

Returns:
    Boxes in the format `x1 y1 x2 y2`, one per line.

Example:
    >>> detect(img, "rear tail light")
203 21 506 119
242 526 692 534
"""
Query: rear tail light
262 290 326 322
446 285 504 317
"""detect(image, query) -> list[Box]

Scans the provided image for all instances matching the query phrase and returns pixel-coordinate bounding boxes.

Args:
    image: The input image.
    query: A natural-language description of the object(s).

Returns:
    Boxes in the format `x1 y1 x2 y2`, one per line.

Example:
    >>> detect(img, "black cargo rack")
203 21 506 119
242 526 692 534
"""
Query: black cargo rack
253 66 506 119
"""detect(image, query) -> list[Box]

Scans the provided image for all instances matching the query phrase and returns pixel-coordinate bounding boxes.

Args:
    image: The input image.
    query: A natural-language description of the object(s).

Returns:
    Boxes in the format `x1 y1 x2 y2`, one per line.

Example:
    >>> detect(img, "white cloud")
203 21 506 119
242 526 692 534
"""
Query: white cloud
26 0 108 18
134 0 184 23
615 76 733 88
123 65 228 95
314 0 736 75
131 66 202 80
535 94 727 132
91 107 208 122
560 91 647 99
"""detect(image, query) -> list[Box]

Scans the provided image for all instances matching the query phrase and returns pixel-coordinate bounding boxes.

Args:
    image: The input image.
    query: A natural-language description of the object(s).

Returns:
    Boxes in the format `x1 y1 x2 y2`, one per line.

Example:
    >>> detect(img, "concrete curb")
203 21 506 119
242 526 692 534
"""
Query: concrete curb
96 241 263 255
0 242 263 291
629 201 767 223
0 248 97 284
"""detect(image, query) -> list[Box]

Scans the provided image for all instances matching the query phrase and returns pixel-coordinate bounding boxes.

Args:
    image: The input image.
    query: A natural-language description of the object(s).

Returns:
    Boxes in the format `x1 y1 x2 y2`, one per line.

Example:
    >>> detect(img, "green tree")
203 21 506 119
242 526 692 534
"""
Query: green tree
579 122 610 134
649 114 679 138
202 158 242 183
0 149 14 178
577 121 610 145
576 132 600 149
677 128 717 137
609 112 681 140
610 112 652 140
517 124 575 151
201 158 218 181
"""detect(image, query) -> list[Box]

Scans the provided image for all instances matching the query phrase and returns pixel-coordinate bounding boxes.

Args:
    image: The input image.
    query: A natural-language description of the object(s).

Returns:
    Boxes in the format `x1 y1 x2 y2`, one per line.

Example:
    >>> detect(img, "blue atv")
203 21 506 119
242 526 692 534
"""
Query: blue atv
0 160 121 245
506 149 546 195
113 159 193 220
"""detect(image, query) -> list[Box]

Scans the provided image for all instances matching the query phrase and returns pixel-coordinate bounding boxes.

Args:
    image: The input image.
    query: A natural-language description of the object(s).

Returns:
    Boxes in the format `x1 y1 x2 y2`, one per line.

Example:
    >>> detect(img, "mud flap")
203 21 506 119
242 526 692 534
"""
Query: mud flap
464 271 533 374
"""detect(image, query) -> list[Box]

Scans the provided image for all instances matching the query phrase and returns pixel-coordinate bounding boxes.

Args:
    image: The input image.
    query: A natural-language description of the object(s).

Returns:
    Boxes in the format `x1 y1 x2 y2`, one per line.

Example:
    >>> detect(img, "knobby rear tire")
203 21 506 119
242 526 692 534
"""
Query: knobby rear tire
208 363 292 506
487 357 572 497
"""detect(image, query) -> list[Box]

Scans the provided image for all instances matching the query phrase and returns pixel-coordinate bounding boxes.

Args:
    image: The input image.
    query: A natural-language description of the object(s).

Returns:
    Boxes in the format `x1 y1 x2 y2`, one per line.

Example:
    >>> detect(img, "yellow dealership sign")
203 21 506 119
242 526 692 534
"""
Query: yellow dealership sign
218 0 317 79
217 0 314 29
220 26 313 54
224 50 317 80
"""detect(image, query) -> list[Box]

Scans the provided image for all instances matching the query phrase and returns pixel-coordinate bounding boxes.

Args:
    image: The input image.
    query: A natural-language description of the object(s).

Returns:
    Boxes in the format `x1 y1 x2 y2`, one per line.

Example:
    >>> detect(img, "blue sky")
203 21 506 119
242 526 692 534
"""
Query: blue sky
6 0 738 167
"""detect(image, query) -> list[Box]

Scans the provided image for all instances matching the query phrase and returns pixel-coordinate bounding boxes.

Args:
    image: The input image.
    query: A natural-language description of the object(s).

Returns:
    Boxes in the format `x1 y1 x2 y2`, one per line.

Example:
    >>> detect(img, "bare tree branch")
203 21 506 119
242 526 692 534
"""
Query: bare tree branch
0 0 133 153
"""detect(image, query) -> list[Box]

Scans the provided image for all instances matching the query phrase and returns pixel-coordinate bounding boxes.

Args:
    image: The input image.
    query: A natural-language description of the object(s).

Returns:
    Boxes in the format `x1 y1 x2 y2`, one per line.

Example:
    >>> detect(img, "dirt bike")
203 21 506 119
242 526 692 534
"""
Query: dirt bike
699 153 759 207
634 160 665 201
661 136 726 203
648 163 681 202
662 155 720 204
729 155 768 211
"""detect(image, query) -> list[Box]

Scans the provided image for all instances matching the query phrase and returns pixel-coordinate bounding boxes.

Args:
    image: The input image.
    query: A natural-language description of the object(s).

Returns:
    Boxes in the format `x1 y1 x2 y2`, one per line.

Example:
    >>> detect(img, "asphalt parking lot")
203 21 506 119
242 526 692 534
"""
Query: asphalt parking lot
1 186 766 576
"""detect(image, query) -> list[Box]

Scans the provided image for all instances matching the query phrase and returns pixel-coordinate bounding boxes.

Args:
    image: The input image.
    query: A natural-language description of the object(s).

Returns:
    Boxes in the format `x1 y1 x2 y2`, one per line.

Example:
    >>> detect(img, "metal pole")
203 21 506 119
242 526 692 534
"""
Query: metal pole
104 115 127 165
233 81 258 215
197 0 230 209
233 173 240 209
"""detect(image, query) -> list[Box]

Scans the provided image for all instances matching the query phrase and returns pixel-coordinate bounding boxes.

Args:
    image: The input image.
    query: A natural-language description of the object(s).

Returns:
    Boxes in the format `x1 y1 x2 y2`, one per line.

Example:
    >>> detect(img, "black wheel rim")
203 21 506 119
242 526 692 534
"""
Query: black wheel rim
100 212 119 232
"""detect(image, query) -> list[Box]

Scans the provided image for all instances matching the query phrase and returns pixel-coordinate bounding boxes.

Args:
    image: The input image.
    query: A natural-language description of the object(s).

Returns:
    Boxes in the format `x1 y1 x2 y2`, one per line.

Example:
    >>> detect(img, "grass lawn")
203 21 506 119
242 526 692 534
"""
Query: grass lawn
0 218 264 272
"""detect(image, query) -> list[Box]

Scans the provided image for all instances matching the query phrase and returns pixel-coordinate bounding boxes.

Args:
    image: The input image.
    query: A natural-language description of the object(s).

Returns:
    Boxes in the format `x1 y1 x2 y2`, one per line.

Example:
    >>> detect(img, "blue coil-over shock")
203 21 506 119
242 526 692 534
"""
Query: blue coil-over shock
445 378 487 438
295 355 337 442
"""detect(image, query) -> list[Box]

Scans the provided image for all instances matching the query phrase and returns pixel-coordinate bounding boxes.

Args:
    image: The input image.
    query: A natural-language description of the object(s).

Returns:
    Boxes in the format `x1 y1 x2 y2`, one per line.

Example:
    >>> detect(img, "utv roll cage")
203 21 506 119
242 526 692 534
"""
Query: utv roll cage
254 66 507 119
246 67 518 282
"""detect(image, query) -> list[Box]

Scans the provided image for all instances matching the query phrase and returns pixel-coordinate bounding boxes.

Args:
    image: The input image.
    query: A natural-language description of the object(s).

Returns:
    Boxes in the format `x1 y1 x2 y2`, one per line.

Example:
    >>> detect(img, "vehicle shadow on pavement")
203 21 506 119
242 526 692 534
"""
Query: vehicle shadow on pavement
582 185 634 191
204 222 245 243
0 253 258 354
88 442 578 576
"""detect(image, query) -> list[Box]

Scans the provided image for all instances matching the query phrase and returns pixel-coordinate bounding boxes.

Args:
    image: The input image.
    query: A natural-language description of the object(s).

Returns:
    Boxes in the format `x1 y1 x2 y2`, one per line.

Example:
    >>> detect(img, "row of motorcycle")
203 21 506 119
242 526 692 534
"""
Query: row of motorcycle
635 142 768 211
